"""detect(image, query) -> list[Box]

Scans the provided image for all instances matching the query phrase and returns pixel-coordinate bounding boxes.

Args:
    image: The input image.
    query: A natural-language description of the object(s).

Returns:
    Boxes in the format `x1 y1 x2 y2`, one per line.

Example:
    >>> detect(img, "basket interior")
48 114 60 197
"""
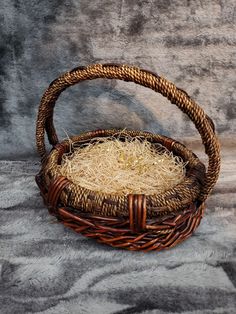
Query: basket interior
40 129 206 217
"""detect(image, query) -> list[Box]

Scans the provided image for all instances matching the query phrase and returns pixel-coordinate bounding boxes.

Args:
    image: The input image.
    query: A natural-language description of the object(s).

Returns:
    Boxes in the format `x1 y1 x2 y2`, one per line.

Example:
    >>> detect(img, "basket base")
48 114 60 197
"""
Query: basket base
54 204 204 252
36 172 204 252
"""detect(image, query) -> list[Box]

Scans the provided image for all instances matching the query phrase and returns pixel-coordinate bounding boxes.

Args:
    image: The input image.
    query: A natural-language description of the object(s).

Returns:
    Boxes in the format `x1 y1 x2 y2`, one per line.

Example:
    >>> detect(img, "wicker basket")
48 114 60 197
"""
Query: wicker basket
35 63 221 252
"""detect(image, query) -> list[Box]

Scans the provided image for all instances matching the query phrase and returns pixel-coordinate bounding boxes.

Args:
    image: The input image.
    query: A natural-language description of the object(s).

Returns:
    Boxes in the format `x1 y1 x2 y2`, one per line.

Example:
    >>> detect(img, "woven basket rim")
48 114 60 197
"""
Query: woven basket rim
41 128 206 218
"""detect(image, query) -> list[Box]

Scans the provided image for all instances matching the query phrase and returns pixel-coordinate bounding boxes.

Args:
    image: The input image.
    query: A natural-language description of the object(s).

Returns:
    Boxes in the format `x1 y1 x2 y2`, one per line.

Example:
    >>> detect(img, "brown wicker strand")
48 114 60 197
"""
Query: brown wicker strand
50 202 204 252
128 194 147 232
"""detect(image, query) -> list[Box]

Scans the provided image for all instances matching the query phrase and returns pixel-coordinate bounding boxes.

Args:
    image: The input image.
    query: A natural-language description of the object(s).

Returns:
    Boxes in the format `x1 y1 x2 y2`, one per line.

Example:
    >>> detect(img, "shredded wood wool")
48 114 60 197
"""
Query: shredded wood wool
59 134 187 196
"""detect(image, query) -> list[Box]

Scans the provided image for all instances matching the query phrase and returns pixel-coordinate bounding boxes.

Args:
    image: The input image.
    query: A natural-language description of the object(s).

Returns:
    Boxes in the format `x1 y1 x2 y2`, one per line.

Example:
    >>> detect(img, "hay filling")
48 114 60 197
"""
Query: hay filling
60 136 187 196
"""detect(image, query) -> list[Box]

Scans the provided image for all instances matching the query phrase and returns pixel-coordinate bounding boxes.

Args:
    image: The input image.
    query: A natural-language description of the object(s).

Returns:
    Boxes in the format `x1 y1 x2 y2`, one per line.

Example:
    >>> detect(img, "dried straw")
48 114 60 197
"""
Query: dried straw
59 134 187 196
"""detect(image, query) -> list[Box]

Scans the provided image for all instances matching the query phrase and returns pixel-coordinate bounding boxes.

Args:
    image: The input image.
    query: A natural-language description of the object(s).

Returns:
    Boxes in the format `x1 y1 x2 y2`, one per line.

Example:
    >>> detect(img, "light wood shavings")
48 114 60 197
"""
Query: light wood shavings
60 134 187 195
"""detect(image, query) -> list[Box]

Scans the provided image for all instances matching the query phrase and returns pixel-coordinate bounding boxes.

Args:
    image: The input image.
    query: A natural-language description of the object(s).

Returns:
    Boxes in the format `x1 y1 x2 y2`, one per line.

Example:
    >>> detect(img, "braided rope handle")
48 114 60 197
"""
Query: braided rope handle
36 63 220 201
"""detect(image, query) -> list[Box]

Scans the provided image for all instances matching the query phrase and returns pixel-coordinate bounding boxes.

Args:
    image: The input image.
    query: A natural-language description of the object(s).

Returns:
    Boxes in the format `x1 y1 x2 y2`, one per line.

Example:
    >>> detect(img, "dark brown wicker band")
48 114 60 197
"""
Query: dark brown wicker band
128 194 147 232
48 202 204 251
47 176 70 210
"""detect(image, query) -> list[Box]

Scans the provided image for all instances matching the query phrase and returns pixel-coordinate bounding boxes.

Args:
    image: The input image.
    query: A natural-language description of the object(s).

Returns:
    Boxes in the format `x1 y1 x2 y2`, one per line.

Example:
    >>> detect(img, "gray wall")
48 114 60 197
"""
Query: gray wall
1 0 235 159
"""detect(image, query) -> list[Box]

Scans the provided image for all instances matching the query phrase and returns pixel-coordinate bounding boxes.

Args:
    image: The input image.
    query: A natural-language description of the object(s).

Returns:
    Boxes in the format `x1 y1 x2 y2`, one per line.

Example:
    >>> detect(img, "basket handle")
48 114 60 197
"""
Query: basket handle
36 63 220 202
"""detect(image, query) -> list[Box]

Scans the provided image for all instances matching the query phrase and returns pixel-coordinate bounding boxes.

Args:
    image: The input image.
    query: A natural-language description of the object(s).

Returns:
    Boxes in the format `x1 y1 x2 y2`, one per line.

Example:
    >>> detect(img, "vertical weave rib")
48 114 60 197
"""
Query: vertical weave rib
128 194 147 232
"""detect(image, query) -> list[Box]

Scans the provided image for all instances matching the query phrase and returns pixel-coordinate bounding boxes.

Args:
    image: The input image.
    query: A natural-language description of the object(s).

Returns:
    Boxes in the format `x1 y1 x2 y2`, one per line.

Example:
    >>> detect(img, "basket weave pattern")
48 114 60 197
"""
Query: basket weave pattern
35 63 220 251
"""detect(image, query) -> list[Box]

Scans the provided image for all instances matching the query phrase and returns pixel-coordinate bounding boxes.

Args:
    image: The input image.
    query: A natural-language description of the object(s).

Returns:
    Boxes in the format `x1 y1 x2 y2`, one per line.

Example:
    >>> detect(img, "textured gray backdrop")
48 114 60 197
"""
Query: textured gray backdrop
0 0 236 158
1 1 236 314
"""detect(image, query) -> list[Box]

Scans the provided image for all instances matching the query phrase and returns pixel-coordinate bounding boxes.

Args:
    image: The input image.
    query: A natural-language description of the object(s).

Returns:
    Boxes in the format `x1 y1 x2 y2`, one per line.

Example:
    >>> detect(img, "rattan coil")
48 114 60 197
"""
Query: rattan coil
35 63 220 251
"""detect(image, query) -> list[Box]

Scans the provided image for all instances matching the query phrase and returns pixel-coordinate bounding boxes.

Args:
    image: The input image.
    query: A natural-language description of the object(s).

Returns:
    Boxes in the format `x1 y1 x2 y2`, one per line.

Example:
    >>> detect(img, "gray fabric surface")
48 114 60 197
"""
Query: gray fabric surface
0 150 236 313
1 1 236 313
0 0 236 159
